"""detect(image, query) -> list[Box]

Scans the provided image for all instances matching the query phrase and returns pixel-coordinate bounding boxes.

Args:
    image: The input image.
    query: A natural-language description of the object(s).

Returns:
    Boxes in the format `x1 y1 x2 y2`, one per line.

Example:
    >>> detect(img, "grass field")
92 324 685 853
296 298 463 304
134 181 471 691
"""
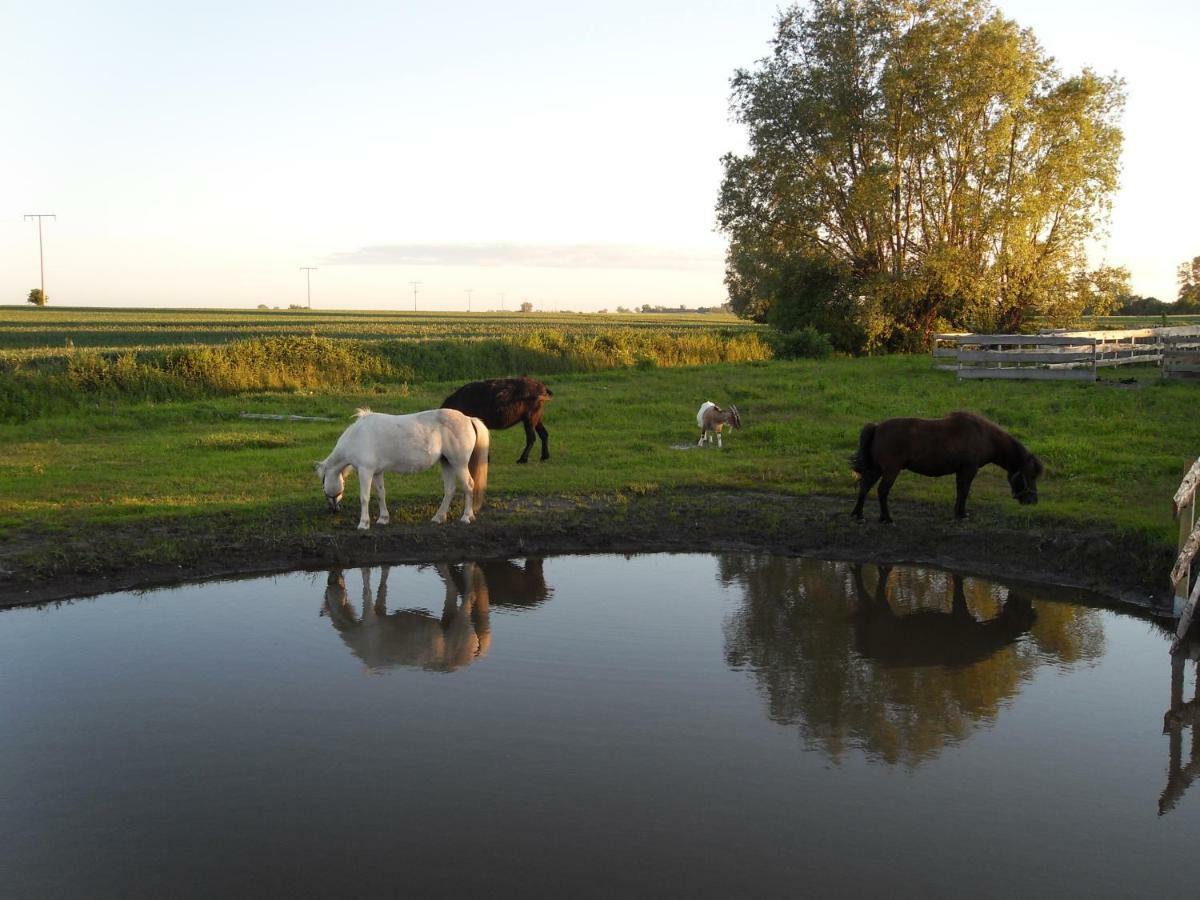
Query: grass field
0 306 1195 598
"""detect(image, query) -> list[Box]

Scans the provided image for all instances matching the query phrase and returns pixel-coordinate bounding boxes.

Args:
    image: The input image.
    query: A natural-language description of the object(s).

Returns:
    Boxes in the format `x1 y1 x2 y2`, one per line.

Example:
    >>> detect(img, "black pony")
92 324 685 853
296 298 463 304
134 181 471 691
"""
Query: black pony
850 411 1043 523
441 376 554 464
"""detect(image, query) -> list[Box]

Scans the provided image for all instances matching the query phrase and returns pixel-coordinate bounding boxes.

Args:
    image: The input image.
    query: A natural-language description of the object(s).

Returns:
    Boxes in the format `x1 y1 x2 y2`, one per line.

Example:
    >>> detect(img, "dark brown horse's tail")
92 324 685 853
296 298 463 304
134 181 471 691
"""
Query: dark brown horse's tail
850 423 876 475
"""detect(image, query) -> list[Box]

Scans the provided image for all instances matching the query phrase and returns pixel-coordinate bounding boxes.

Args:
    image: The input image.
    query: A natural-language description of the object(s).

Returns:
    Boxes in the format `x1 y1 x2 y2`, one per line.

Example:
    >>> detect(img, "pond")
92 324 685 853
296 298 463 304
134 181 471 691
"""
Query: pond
1 554 1198 896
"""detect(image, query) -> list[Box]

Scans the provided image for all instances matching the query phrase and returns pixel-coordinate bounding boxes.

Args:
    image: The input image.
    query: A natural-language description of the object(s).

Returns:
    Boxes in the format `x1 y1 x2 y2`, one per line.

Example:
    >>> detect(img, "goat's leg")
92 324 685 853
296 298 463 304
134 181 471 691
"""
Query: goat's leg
717 425 723 449
433 462 455 523
535 421 550 461
698 429 706 447
517 419 536 464
356 468 374 530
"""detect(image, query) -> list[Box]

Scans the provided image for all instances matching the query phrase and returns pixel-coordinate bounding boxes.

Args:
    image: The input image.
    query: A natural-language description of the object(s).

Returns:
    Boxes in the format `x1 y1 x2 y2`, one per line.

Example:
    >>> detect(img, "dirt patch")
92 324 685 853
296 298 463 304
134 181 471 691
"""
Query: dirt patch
0 490 1177 615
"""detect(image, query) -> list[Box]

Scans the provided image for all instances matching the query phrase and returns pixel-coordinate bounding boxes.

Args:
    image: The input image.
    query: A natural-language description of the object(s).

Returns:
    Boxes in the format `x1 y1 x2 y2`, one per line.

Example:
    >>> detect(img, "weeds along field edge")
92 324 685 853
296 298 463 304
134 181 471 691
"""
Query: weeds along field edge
0 329 773 423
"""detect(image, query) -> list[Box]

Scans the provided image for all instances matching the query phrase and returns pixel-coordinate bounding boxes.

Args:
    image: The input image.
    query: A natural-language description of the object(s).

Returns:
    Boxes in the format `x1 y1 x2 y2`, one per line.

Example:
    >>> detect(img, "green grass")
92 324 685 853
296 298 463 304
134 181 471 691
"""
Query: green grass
1 355 1193 548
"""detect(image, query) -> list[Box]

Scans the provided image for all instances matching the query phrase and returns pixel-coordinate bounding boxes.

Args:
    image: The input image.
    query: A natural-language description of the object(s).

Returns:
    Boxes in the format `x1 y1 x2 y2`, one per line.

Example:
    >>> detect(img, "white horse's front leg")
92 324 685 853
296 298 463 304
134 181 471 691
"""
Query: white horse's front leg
357 468 374 530
374 475 389 525
433 462 455 524
458 466 476 524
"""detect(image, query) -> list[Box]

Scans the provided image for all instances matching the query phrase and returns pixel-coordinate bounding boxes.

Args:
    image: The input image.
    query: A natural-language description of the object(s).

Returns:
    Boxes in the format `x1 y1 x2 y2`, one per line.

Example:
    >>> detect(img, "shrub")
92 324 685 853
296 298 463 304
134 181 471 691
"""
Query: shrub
768 327 833 359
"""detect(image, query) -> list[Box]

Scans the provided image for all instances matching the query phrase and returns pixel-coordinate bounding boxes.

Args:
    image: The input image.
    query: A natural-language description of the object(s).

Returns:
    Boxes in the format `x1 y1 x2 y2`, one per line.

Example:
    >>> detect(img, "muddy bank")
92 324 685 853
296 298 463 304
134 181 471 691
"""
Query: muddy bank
0 490 1177 614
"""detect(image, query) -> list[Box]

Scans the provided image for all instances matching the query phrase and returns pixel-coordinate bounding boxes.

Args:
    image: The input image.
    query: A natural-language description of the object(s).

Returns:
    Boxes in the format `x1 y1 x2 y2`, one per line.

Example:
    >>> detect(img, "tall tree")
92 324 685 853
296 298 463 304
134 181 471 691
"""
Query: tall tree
1179 256 1200 306
717 0 1125 351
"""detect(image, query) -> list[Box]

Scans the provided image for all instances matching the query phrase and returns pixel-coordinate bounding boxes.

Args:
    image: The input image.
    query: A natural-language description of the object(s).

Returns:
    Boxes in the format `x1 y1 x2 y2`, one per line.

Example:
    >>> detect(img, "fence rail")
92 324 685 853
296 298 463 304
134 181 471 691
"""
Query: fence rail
935 326 1200 381
1172 458 1200 650
1164 334 1200 381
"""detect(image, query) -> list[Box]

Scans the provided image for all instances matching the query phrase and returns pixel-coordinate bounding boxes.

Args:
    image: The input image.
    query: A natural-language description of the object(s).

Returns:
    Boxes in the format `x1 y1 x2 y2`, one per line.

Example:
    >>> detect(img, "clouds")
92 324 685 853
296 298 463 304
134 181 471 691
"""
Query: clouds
324 242 723 271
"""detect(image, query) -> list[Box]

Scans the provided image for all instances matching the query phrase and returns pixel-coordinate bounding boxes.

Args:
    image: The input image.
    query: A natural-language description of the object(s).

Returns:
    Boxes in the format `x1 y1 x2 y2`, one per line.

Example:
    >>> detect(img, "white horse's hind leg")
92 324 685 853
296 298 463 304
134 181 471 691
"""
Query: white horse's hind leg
433 462 455 524
357 468 374 530
458 466 476 524
374 475 389 525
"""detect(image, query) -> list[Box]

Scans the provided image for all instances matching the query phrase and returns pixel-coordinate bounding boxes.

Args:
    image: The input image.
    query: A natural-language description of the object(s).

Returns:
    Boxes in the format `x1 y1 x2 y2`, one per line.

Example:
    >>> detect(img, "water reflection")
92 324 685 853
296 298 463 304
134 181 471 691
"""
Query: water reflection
1162 640 1200 815
721 555 1105 767
322 559 550 673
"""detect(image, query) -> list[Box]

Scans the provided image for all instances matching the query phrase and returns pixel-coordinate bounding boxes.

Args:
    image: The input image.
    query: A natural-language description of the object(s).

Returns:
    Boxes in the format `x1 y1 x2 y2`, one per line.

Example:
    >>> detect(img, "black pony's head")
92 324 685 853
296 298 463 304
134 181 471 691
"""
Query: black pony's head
1008 453 1044 505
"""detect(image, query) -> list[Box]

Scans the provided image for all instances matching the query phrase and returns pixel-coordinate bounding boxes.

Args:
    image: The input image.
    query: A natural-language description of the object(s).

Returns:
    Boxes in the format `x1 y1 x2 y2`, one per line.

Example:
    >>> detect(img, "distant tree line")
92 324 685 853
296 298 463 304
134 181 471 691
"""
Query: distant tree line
717 0 1126 352
1109 257 1200 315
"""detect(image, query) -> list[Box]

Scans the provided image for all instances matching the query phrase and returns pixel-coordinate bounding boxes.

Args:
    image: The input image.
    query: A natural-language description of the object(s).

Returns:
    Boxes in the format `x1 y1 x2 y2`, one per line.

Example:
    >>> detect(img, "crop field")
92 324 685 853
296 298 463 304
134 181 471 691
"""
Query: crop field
0 306 755 354
0 307 770 423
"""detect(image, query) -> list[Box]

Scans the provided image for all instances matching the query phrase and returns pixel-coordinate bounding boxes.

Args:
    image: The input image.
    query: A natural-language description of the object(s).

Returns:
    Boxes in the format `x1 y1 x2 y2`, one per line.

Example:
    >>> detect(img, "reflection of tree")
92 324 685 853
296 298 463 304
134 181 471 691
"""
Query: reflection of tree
720 555 1104 767
323 559 551 674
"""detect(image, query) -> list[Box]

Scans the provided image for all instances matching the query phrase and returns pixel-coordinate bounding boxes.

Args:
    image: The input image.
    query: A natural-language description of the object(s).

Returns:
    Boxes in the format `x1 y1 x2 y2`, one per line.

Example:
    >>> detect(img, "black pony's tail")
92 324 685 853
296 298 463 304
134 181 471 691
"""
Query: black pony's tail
850 423 877 476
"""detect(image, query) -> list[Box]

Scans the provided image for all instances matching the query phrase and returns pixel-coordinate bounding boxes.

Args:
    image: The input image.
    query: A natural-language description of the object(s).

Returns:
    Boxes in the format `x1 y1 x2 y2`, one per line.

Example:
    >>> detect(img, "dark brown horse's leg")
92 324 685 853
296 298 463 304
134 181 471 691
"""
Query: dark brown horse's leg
535 420 550 461
954 467 978 519
517 419 536 464
851 469 881 520
877 470 899 523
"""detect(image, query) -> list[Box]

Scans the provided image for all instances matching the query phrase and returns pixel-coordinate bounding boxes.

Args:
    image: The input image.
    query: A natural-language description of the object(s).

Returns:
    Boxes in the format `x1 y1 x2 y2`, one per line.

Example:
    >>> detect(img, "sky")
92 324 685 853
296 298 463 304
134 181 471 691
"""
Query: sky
1 0 1197 311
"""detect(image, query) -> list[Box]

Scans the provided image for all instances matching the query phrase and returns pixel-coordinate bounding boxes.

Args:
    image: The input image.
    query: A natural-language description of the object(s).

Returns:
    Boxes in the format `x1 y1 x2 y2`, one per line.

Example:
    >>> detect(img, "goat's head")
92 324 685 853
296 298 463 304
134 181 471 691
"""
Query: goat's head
728 405 742 429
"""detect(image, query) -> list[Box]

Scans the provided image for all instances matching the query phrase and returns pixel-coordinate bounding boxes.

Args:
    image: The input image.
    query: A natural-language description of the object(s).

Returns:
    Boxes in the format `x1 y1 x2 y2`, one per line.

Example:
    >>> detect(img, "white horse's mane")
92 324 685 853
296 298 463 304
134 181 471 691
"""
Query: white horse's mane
353 407 373 419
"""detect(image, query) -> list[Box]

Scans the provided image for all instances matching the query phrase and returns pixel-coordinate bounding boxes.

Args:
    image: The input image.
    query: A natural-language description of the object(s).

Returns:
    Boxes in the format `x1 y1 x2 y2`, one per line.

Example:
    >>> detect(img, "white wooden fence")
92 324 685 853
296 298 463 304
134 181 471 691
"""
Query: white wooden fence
1172 458 1200 649
934 326 1200 381
1163 333 1200 381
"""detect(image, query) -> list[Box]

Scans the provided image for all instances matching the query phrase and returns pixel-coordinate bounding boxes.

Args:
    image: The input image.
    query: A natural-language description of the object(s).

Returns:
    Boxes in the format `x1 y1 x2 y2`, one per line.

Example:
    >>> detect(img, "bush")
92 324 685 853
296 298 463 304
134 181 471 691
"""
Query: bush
768 327 833 359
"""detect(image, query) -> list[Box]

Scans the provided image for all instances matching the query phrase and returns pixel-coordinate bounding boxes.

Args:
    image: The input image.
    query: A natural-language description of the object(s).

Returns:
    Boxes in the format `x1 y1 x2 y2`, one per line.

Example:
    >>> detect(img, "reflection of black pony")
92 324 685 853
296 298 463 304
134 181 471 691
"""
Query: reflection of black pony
851 565 1036 668
441 377 554 464
851 411 1043 523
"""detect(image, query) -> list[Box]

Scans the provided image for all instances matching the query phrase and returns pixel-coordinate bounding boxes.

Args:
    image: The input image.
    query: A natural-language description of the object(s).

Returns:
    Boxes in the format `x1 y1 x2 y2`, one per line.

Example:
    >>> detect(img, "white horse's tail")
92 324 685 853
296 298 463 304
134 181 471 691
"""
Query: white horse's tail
697 401 716 428
468 417 489 511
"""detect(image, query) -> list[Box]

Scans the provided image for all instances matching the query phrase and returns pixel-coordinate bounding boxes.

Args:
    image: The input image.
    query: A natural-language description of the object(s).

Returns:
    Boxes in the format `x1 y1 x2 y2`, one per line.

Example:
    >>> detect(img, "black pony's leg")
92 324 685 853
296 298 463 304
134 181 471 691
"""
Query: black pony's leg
517 419 536 464
954 467 978 519
877 470 899 523
851 469 881 519
535 421 550 461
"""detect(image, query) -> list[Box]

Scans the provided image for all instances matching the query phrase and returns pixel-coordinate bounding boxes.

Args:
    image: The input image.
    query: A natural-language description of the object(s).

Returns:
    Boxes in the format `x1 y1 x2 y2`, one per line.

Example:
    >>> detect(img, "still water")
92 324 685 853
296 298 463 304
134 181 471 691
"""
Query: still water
1 555 1198 897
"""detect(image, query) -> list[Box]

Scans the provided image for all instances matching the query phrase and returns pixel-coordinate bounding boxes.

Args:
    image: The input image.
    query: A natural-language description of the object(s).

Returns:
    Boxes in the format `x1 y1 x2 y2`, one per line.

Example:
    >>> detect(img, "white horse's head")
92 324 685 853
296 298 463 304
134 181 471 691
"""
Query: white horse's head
315 460 349 512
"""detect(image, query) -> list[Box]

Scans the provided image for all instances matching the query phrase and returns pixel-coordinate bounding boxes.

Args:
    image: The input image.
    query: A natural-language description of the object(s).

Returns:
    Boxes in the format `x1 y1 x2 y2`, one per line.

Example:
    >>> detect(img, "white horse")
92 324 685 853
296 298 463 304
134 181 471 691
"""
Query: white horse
316 407 489 530
697 401 742 448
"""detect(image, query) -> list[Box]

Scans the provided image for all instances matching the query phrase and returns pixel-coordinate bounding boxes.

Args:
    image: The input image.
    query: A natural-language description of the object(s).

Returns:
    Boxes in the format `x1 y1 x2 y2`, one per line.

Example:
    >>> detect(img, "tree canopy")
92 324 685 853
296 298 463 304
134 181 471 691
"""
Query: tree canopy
717 0 1126 351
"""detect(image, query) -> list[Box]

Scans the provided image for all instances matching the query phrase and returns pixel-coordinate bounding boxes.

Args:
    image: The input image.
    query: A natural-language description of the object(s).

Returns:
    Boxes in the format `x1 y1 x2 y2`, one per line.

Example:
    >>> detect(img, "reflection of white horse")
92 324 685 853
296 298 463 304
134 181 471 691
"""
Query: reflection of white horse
324 565 492 673
316 408 489 530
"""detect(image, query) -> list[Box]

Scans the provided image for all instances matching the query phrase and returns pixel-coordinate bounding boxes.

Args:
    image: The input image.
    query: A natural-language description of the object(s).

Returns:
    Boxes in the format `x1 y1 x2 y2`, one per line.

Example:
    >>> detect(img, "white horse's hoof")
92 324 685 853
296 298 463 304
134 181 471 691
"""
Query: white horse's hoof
376 517 389 526
432 515 446 524
357 523 370 531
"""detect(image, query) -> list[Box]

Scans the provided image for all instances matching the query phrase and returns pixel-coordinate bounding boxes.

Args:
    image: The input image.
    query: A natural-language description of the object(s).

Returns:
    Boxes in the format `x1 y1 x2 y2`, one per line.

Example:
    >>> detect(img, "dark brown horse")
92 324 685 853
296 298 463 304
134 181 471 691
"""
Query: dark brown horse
850 411 1043 523
441 376 553 464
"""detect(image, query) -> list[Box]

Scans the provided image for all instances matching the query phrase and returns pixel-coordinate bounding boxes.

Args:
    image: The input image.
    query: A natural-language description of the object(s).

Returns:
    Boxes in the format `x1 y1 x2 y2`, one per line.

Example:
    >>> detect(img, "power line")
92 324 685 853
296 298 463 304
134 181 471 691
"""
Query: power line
299 267 317 309
23 214 56 302
409 280 422 311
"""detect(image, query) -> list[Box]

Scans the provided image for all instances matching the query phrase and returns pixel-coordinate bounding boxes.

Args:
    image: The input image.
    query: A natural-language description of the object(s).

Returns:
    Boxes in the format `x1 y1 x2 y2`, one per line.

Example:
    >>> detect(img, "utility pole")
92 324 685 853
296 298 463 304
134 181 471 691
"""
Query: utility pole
465 288 474 312
409 280 422 311
300 267 317 309
24 214 56 302
500 292 506 311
